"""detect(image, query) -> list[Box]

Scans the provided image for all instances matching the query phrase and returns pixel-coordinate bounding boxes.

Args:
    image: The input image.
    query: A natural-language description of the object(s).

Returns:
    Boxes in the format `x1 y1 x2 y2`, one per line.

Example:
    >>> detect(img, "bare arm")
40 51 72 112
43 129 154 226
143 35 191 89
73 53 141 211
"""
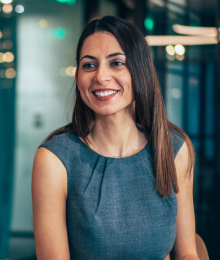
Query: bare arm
32 147 70 260
170 142 199 260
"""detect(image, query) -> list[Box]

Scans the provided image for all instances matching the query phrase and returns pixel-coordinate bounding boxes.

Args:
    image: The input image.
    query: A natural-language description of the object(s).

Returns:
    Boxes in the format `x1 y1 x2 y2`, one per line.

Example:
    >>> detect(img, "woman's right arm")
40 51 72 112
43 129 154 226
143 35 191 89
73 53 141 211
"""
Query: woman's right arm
32 147 70 260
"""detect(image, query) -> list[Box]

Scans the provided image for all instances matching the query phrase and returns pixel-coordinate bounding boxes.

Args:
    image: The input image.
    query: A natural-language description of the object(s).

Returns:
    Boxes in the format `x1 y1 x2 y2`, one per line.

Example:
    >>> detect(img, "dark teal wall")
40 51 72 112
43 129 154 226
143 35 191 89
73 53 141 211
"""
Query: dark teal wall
0 81 16 257
0 15 16 258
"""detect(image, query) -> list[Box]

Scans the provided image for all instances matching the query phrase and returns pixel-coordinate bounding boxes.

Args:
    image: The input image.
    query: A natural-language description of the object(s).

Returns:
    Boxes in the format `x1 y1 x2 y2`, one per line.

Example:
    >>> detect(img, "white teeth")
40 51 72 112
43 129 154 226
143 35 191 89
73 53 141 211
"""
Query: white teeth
94 90 117 97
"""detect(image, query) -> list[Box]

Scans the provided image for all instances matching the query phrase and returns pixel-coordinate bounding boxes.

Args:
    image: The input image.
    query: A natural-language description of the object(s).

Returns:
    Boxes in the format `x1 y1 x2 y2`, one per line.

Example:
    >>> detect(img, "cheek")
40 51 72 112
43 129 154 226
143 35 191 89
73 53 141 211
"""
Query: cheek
77 74 91 93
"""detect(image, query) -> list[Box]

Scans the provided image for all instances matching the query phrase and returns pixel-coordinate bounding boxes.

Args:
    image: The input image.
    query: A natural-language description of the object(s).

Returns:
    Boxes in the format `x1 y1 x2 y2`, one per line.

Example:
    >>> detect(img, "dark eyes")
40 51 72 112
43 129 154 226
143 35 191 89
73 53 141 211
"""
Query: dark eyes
82 63 96 69
82 60 125 70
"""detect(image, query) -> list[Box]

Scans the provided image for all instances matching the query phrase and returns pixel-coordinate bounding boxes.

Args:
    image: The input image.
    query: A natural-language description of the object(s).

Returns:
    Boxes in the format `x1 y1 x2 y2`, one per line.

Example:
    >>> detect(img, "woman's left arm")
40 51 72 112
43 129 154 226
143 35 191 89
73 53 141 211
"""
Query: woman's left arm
170 141 200 260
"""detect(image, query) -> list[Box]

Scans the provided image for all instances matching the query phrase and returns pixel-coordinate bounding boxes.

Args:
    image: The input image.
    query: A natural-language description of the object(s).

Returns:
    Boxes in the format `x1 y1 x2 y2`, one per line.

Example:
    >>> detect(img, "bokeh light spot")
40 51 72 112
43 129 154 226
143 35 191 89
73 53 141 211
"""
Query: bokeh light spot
2 4 13 13
171 88 182 99
144 17 154 31
5 68 16 78
15 5 24 13
4 52 14 62
0 53 4 63
175 54 185 61
56 0 76 6
65 66 76 77
39 19 48 28
175 44 185 55
1 0 12 3
53 27 66 39
166 45 175 56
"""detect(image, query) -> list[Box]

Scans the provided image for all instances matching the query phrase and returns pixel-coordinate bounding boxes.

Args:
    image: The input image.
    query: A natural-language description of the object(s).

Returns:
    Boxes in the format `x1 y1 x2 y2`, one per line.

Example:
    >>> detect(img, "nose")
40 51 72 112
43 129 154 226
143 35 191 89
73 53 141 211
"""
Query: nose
94 64 111 84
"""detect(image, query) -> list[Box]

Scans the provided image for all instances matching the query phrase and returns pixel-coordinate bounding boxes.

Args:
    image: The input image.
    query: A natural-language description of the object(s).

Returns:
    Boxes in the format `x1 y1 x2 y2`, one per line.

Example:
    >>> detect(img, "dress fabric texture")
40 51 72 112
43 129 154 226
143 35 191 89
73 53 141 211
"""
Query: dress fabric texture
39 132 184 260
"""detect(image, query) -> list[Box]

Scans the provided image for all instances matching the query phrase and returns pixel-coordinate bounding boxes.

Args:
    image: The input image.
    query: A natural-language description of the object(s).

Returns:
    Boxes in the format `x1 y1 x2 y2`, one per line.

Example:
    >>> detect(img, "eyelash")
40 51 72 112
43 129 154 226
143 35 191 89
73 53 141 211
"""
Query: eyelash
82 63 96 69
111 61 124 66
82 60 125 70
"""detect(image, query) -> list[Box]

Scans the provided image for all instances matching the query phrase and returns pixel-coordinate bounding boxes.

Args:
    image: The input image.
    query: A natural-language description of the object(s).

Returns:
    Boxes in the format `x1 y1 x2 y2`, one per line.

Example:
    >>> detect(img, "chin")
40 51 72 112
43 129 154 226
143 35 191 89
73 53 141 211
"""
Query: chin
93 107 119 117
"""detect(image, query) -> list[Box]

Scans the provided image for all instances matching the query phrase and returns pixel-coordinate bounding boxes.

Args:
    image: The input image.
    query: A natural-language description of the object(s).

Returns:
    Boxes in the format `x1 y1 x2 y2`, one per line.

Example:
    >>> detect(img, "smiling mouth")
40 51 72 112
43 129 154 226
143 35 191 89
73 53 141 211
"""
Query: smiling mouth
93 90 119 97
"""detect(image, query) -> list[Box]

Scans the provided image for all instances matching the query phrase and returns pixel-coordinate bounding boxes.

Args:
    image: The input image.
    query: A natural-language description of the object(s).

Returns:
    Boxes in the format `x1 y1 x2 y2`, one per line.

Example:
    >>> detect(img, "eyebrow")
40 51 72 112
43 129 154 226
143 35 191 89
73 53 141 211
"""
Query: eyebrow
80 52 125 62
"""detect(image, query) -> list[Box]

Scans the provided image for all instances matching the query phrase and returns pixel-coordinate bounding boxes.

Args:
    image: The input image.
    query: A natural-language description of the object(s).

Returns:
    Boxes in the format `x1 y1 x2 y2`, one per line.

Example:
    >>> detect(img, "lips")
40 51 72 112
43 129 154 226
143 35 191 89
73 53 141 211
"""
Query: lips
92 89 119 101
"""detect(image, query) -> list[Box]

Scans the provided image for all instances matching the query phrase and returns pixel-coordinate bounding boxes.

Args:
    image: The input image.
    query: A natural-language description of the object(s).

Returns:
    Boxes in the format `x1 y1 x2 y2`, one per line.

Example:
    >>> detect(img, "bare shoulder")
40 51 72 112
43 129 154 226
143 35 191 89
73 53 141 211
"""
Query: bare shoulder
32 147 67 200
33 146 66 171
32 148 70 259
171 141 199 259
175 141 192 183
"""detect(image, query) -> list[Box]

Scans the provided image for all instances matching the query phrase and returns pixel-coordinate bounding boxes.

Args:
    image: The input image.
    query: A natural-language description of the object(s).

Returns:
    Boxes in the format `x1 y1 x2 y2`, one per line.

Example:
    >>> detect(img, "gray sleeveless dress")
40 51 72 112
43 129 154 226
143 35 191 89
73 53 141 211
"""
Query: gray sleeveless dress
39 132 184 260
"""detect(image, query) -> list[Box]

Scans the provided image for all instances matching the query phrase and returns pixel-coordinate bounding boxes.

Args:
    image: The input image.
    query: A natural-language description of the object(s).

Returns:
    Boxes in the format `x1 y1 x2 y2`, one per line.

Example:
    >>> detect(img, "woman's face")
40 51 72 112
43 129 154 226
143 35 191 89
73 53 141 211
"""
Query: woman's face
75 32 134 117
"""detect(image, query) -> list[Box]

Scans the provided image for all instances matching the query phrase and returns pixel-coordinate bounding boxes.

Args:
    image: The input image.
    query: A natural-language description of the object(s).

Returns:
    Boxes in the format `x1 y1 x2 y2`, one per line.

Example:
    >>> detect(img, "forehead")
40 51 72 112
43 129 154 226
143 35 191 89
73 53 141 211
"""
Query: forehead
80 32 124 58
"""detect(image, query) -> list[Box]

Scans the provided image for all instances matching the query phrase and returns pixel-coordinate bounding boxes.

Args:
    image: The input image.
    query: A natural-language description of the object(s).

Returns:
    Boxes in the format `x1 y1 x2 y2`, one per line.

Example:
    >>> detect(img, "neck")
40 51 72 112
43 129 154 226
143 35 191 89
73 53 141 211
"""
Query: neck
88 111 149 158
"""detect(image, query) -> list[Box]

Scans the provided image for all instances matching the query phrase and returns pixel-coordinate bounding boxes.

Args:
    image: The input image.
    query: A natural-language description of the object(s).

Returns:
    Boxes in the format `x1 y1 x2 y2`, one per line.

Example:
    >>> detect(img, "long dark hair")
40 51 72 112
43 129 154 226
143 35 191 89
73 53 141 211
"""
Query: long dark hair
45 16 194 198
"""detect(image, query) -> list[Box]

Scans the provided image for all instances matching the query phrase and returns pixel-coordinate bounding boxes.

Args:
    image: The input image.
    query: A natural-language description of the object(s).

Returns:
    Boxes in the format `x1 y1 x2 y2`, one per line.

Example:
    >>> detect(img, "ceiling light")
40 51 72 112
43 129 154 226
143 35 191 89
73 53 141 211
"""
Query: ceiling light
173 24 217 36
146 36 218 46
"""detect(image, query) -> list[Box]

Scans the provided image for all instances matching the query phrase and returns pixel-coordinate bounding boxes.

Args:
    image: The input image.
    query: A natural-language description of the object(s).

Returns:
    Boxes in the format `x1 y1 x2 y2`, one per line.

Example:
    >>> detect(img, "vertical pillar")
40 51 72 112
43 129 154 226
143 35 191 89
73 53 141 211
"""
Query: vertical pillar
182 0 190 132
213 0 220 255
0 11 16 259
85 0 99 24
133 0 146 35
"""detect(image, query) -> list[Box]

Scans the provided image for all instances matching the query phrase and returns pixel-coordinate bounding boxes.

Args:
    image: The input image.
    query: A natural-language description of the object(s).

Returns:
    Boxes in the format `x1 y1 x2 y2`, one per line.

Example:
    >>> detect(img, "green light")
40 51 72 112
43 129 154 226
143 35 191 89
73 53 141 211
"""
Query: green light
53 27 66 39
56 0 76 5
144 17 154 31
46 0 76 6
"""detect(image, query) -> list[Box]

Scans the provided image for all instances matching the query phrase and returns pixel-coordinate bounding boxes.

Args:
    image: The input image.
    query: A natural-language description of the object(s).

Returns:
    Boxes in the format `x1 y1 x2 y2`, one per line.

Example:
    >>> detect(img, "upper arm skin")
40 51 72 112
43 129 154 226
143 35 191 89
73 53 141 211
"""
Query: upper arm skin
32 147 70 260
170 142 199 260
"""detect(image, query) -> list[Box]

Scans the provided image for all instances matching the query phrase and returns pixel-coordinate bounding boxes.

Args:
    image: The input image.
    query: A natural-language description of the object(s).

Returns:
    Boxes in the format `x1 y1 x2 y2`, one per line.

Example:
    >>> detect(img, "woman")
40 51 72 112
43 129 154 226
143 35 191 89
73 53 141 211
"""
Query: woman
32 16 199 260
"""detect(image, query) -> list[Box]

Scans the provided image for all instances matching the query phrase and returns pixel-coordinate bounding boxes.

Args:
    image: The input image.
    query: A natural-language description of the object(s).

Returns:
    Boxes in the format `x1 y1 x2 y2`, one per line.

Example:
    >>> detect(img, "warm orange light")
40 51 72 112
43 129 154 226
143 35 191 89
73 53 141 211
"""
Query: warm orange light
166 45 175 55
173 24 218 36
146 36 218 46
65 66 76 77
0 31 2 39
4 52 14 62
39 19 48 28
175 54 185 61
2 4 13 13
5 68 16 78
0 53 4 63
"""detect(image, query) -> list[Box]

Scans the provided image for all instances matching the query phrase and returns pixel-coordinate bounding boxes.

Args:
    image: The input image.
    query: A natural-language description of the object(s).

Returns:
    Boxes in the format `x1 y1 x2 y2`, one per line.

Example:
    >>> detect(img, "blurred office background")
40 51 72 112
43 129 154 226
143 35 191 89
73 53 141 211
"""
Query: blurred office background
0 0 219 259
